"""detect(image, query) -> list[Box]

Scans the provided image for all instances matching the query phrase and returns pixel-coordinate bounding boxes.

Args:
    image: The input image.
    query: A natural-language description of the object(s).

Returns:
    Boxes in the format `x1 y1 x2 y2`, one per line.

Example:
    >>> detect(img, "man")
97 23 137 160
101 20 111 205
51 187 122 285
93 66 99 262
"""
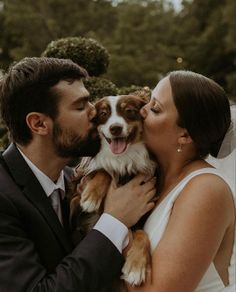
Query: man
0 57 155 292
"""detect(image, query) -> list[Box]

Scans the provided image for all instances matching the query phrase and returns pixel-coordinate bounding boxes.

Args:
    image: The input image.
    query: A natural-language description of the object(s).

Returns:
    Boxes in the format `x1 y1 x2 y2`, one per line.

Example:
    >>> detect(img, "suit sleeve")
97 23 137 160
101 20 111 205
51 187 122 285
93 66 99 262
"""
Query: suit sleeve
0 193 124 292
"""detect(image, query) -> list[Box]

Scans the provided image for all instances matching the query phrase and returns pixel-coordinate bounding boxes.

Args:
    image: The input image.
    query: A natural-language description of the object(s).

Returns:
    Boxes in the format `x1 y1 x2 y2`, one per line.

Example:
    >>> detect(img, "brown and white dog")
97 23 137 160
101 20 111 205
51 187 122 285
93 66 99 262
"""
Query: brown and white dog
71 94 156 288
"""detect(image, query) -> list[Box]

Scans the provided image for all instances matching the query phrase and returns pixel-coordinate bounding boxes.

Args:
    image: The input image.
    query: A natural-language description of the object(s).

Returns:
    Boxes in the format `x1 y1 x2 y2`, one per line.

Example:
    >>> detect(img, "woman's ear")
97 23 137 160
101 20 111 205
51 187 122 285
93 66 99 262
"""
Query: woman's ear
26 112 52 136
178 129 193 145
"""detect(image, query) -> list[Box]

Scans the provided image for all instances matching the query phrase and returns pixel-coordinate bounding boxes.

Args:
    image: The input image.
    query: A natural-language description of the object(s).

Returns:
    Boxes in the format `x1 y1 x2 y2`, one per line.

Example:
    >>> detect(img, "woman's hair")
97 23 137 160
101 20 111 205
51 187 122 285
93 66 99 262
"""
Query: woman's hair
0 57 87 145
168 70 231 158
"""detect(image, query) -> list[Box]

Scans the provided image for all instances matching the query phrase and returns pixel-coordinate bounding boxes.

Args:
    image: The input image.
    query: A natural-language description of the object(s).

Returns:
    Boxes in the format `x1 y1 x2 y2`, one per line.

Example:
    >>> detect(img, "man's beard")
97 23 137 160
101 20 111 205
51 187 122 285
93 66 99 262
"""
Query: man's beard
52 122 101 158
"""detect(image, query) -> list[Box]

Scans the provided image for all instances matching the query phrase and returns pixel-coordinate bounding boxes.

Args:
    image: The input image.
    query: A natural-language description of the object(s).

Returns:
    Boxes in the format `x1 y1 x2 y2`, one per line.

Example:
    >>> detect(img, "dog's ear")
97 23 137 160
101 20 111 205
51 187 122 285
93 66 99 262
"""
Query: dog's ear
91 97 106 125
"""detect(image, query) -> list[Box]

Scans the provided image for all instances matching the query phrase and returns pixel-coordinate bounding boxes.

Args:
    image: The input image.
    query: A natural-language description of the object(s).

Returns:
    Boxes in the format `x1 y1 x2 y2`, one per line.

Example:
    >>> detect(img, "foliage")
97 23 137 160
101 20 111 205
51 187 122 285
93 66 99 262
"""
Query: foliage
117 85 151 98
1 0 236 148
226 73 236 100
0 0 117 70
118 85 146 95
42 36 116 101
178 0 236 101
83 76 118 102
42 37 110 76
0 0 236 96
0 120 9 150
105 0 180 87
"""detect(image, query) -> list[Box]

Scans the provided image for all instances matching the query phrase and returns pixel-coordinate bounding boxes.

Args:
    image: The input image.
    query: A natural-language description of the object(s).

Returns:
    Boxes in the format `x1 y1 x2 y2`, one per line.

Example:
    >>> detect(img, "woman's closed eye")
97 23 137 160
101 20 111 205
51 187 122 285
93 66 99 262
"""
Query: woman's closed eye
150 102 161 114
151 107 161 114
150 98 162 114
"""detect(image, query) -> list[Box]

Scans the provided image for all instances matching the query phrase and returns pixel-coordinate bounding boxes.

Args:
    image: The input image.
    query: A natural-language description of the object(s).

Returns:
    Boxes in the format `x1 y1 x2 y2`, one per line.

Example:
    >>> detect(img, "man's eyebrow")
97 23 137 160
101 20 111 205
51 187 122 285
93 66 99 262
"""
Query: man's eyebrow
72 95 90 105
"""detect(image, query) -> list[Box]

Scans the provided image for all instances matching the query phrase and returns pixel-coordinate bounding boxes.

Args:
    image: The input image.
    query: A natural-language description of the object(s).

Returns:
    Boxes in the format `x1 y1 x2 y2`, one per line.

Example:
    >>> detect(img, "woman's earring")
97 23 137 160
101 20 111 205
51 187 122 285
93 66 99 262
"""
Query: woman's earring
177 144 183 153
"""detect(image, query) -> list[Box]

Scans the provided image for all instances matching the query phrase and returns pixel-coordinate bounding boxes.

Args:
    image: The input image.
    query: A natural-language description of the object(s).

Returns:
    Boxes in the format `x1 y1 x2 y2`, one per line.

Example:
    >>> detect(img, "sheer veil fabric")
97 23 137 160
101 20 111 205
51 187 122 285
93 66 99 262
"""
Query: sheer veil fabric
207 105 236 199
206 105 236 292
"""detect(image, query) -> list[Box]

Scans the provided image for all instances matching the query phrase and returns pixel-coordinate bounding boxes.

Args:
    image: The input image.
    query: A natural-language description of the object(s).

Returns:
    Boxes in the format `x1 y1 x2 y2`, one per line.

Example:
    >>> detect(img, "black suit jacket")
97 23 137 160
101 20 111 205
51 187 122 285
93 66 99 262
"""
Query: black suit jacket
0 143 124 292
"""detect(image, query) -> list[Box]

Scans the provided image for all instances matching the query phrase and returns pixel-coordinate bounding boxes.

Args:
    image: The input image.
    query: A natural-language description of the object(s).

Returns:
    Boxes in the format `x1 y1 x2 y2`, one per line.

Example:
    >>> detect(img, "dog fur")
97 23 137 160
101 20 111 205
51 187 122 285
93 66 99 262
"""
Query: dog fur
70 94 156 290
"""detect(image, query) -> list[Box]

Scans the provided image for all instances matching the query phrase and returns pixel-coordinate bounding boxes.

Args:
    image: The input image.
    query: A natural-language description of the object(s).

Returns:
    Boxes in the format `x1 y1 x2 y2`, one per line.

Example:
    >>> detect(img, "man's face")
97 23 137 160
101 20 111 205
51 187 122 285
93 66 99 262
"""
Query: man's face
51 80 101 158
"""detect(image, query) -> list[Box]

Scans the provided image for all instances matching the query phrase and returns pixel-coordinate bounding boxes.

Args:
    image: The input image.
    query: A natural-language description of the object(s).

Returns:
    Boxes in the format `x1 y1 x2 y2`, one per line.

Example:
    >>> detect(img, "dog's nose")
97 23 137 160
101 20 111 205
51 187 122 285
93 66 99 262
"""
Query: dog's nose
109 124 123 136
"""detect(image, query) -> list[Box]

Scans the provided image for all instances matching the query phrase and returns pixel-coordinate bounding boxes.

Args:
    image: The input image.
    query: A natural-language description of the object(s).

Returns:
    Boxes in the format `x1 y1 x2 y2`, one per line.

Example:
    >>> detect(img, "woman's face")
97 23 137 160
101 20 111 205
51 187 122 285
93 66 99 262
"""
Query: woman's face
141 77 182 156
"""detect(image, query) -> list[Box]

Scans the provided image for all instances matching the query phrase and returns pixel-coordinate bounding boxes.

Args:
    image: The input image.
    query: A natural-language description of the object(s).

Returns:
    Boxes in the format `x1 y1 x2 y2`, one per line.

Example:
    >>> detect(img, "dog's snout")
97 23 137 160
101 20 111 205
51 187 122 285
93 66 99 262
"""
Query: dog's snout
109 124 123 136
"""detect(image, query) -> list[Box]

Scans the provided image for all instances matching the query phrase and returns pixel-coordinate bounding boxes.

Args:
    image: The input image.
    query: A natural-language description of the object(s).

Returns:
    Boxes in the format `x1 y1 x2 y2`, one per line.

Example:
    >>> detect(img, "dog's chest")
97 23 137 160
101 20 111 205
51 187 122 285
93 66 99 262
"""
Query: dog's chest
88 142 156 179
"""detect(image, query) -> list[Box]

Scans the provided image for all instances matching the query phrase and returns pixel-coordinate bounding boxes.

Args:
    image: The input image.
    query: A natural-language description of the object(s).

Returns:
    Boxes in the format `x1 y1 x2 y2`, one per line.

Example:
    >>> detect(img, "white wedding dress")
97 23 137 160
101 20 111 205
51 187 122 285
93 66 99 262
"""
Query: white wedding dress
144 167 236 291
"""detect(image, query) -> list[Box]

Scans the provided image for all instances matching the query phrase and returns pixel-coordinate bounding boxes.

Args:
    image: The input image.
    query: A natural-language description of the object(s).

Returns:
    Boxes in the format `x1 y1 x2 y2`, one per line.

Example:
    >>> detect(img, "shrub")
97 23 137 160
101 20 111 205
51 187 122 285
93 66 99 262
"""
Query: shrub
0 121 9 150
118 85 151 100
42 37 109 76
84 77 118 102
226 73 236 103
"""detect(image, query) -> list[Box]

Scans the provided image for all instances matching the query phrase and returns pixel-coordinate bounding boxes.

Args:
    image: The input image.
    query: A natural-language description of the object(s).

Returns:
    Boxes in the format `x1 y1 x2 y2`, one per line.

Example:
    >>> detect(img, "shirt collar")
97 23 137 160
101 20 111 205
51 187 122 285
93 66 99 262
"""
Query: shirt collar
17 147 65 198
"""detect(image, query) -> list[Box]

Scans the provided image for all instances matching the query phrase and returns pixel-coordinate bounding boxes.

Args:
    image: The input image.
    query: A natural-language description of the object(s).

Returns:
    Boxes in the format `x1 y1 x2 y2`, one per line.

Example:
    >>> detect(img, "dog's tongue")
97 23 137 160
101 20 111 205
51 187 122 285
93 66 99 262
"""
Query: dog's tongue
110 138 127 154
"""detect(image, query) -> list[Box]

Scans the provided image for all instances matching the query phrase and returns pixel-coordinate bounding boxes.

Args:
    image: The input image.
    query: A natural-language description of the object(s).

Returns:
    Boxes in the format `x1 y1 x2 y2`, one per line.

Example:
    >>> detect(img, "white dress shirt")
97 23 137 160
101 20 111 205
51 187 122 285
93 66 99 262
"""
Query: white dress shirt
17 148 128 253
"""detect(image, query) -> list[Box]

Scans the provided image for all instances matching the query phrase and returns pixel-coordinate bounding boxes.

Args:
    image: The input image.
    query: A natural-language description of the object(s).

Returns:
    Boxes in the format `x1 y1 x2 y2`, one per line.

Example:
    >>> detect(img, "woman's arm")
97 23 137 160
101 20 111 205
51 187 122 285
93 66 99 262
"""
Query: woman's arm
128 174 234 292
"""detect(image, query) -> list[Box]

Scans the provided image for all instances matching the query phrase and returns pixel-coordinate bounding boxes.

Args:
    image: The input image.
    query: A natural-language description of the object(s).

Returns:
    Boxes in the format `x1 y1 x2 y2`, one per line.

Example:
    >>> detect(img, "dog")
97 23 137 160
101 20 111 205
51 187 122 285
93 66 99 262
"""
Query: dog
70 94 157 290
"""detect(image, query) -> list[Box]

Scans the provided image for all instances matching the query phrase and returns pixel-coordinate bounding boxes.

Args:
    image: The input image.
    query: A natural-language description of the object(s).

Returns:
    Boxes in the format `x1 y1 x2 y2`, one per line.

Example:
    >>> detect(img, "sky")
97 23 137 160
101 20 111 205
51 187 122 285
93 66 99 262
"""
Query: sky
169 0 182 11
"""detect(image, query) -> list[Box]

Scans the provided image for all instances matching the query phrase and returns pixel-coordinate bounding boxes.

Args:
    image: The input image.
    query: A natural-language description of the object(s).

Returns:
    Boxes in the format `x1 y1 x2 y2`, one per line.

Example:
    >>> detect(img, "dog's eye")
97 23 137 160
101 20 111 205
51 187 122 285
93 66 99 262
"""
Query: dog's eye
125 108 138 119
98 111 108 118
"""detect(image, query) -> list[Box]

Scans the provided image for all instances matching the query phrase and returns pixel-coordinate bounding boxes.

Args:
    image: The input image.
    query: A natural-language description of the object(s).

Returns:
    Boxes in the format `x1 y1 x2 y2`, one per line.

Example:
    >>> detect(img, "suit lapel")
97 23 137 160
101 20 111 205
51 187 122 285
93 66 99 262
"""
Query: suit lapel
2 143 73 252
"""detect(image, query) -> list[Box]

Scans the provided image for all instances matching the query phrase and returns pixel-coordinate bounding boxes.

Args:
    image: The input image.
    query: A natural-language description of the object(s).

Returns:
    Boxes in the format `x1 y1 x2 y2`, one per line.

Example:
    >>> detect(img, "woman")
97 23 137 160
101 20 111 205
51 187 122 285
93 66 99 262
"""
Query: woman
127 71 235 291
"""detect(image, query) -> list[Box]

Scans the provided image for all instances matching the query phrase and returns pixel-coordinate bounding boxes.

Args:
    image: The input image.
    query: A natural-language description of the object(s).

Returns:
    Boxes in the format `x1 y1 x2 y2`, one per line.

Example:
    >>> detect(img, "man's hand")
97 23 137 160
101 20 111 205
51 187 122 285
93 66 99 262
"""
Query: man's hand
104 174 156 227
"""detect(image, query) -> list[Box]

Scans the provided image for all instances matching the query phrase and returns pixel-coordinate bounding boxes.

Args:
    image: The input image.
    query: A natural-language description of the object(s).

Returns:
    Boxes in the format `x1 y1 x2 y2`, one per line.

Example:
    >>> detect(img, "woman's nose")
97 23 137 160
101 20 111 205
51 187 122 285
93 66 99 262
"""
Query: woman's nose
140 104 148 119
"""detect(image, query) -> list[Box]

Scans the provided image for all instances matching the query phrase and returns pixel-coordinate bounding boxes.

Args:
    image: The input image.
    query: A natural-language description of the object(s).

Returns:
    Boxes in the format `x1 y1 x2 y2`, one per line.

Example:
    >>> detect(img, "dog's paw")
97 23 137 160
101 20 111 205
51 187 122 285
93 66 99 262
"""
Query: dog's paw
121 230 151 286
121 260 146 286
80 189 103 213
80 197 102 213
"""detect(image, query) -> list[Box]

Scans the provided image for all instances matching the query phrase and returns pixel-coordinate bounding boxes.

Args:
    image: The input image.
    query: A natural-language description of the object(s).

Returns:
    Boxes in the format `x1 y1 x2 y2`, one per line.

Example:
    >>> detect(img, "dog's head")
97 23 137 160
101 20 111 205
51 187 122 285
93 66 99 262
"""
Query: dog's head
93 95 148 155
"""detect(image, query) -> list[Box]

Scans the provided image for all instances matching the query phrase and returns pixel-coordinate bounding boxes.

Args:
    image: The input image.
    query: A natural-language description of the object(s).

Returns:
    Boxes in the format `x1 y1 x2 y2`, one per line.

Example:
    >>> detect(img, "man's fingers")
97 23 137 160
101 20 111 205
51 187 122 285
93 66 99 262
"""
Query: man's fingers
146 189 157 201
144 201 155 213
141 178 156 194
129 173 153 185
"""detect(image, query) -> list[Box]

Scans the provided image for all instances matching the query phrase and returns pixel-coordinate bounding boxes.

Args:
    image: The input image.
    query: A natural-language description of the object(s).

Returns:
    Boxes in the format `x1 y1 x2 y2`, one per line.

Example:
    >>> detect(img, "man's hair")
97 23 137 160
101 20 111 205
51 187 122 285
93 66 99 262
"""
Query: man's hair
0 57 88 145
169 70 231 158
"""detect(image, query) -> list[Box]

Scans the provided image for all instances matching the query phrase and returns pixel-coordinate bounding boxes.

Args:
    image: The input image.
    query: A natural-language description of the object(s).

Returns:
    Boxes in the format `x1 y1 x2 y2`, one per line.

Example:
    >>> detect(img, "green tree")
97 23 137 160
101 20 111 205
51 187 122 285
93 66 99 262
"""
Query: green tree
42 37 110 76
0 0 117 69
179 0 236 101
42 36 118 101
223 0 236 99
105 0 181 88
0 0 235 100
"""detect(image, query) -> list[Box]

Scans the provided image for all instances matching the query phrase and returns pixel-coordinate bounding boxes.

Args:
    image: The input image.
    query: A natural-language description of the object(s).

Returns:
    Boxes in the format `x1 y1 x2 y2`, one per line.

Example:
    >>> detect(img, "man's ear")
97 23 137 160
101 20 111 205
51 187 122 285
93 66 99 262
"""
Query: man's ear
178 129 193 145
26 112 52 136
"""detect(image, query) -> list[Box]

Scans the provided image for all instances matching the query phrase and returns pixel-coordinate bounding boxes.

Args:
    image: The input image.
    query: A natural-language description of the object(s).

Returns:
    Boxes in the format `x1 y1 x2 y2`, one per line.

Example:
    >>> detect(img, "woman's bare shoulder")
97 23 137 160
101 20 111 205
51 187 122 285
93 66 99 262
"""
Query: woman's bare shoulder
175 172 235 223
149 172 235 291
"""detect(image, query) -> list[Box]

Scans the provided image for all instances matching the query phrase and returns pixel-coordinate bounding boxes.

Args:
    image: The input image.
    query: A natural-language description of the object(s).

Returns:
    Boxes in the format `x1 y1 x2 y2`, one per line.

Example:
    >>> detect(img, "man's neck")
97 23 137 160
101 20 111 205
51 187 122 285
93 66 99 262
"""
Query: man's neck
17 142 69 182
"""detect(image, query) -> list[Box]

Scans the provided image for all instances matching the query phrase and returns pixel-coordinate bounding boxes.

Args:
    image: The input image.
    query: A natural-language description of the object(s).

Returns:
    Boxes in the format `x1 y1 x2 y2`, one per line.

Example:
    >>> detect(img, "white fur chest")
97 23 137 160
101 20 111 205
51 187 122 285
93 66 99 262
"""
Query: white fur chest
84 141 156 178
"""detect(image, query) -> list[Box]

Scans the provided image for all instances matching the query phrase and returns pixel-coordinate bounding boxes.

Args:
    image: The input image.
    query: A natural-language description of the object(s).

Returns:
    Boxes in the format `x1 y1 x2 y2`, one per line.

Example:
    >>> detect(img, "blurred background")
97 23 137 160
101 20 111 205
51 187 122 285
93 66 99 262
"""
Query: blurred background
0 0 236 100
0 2 235 273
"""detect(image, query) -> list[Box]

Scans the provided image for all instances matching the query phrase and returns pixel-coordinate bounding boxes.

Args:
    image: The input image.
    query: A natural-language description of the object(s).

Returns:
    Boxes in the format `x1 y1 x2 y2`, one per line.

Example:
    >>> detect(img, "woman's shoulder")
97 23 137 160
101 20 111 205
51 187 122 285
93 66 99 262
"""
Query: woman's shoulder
184 169 232 197
174 169 235 223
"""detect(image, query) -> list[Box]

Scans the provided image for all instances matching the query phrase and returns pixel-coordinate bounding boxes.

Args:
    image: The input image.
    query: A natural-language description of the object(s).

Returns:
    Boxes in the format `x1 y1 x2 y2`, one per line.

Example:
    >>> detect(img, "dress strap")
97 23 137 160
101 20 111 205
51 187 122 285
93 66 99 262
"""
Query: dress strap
159 167 228 209
179 167 225 185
